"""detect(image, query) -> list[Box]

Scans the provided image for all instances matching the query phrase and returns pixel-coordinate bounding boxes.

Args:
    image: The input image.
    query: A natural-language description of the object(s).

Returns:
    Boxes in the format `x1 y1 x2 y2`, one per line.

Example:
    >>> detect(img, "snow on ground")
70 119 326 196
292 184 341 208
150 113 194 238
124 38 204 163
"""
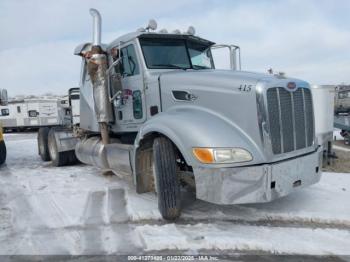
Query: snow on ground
0 133 350 255
180 173 350 226
135 224 350 255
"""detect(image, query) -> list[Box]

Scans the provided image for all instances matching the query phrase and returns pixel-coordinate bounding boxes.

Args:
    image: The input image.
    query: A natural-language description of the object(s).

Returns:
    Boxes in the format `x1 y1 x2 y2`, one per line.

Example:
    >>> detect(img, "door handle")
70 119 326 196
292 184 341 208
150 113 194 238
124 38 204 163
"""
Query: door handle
172 90 198 101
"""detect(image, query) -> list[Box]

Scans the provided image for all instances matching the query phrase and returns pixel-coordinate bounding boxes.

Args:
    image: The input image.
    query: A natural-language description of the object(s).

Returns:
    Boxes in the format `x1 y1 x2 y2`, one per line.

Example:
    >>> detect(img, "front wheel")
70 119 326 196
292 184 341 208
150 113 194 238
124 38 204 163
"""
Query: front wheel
153 137 181 220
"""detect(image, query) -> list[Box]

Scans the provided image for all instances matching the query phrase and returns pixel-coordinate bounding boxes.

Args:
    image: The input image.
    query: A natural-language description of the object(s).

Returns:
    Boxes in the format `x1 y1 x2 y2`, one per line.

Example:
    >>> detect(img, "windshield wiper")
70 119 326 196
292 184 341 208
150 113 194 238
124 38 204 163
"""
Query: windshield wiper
152 64 189 70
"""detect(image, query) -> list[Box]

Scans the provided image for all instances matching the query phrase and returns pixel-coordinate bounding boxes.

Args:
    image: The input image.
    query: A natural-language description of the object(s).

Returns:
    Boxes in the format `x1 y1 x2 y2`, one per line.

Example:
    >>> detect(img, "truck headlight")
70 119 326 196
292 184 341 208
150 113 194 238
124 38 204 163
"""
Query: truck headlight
193 148 253 164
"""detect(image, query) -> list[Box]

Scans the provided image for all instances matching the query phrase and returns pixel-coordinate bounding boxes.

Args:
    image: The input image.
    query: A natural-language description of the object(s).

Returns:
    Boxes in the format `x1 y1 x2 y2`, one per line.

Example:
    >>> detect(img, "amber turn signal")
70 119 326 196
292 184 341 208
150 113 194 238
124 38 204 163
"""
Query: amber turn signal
192 148 214 164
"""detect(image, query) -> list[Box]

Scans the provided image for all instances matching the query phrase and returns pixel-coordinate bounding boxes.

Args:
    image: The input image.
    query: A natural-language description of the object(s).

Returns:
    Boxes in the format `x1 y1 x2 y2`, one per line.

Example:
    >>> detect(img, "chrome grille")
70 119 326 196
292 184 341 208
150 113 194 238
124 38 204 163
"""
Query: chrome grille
266 87 314 154
304 89 314 147
293 89 306 150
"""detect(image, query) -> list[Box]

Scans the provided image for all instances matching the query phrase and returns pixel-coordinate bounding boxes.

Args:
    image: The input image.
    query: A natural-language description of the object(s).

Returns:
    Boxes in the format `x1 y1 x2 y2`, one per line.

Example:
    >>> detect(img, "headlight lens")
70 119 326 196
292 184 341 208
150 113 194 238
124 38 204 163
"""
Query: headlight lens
193 148 252 164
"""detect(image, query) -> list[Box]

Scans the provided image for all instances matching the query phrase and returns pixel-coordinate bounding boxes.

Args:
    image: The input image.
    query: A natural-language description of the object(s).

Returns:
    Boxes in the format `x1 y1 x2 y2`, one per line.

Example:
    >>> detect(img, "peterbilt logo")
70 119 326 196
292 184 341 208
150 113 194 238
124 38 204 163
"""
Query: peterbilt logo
287 82 297 90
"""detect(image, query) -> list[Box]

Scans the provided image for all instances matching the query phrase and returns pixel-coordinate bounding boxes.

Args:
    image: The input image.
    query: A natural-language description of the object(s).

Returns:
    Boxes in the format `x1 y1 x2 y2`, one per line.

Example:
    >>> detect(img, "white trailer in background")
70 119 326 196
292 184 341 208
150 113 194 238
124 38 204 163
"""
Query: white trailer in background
311 85 336 164
0 97 70 132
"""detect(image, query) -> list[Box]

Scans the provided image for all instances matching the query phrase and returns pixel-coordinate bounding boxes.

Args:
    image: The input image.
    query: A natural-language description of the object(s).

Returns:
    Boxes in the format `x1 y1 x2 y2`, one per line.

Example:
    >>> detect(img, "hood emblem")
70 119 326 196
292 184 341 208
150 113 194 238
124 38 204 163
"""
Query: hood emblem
287 82 297 90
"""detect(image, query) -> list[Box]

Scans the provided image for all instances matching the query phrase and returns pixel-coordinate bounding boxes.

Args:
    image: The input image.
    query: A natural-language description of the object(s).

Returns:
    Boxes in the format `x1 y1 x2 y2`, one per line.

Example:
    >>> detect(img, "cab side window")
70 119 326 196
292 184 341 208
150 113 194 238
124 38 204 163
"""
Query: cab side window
121 45 140 77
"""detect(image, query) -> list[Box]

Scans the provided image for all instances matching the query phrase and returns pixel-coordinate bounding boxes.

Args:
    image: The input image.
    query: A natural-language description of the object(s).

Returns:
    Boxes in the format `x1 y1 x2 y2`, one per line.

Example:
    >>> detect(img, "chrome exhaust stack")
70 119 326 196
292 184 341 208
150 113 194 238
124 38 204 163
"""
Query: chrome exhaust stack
89 8 102 46
84 8 113 145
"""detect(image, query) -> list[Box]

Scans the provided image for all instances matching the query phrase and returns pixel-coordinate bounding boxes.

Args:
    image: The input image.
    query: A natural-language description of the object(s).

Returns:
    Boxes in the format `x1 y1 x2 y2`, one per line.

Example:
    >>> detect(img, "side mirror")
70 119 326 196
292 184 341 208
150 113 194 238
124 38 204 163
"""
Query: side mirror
0 89 8 106
211 44 241 71
229 48 238 71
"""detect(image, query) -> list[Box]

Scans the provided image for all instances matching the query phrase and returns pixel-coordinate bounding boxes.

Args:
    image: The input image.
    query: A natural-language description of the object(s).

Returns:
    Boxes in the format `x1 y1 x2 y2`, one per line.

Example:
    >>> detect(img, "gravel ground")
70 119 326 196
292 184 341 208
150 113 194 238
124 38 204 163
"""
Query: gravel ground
323 140 350 173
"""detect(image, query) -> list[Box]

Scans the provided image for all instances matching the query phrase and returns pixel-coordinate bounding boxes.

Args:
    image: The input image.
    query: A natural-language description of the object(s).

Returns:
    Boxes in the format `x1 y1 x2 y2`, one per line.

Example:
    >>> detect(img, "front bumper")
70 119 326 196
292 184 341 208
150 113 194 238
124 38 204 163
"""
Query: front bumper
193 146 322 205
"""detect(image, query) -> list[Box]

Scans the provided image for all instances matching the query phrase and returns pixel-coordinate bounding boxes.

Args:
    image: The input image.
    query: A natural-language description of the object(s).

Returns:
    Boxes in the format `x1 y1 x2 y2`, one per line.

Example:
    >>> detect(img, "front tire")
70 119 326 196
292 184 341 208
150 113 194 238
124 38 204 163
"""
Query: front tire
153 137 181 220
0 140 6 166
38 127 51 161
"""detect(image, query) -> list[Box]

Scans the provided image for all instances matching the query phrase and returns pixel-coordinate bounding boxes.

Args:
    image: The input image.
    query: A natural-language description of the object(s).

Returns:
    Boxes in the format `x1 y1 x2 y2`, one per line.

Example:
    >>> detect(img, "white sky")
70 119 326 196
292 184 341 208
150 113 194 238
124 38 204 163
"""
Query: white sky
1 0 349 96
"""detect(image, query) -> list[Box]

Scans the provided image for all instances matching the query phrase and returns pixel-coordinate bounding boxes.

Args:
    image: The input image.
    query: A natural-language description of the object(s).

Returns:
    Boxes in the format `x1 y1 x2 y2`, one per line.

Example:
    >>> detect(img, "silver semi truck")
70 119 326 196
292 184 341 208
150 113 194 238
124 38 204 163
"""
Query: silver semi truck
39 9 322 220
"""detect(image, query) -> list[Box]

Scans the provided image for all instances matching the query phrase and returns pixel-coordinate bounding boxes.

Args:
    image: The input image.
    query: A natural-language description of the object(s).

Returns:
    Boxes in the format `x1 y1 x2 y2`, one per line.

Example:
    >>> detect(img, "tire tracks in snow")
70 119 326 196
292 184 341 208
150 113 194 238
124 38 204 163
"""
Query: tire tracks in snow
123 217 350 231
49 211 350 232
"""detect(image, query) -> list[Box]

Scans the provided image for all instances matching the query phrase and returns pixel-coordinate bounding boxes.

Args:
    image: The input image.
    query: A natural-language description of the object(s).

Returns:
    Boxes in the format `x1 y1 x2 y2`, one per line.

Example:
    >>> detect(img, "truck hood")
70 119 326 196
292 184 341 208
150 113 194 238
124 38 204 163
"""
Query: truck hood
157 69 307 91
154 69 310 166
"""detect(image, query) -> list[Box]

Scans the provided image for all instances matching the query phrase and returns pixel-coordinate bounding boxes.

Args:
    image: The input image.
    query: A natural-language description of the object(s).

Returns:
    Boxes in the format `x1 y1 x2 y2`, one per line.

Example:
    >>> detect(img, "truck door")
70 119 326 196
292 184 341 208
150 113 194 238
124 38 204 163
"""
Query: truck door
114 44 146 126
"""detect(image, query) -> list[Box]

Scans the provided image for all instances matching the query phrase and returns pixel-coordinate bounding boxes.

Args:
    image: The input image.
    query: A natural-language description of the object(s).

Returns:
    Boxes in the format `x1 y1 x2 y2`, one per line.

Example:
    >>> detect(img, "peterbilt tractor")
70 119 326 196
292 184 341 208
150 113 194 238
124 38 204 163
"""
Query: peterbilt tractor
38 9 322 220
0 89 8 165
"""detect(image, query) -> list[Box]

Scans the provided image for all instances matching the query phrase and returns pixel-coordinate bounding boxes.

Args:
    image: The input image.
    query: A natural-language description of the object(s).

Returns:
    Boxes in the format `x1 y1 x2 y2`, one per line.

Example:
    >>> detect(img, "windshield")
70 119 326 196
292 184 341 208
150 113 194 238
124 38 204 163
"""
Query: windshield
139 38 214 70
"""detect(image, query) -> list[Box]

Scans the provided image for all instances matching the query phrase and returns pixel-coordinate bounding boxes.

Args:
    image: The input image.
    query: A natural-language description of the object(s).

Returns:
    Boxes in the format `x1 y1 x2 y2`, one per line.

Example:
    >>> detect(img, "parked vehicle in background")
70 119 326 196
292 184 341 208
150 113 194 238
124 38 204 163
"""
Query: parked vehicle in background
0 97 70 132
0 89 8 165
311 85 335 164
334 85 350 114
38 9 322 220
334 85 350 144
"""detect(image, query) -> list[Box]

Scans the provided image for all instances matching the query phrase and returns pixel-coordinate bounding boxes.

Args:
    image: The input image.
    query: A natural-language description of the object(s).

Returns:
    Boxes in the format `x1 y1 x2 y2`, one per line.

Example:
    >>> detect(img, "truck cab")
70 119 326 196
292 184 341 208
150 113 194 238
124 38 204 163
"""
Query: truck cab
47 9 322 220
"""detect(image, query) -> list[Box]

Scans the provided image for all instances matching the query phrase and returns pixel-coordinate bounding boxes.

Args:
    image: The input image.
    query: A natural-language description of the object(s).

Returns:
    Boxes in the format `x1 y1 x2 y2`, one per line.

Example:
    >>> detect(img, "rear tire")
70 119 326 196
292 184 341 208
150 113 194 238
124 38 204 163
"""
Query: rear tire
48 129 68 167
153 137 181 220
38 127 51 161
0 140 6 166
67 150 79 165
